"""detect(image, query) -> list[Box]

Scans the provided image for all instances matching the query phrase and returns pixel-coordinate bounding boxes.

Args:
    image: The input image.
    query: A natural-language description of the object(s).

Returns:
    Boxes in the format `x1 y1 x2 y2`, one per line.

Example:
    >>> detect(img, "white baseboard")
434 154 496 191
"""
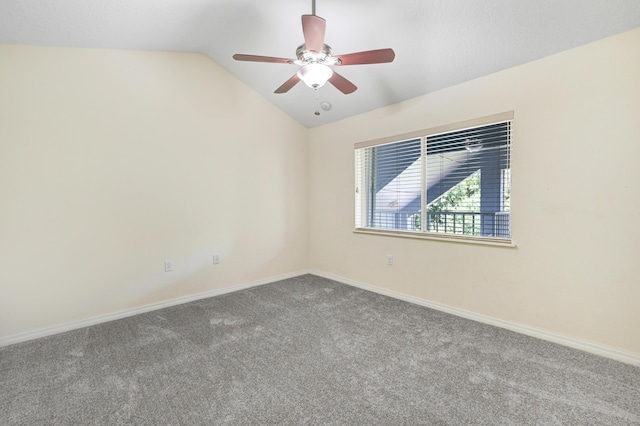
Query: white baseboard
0 270 310 348
4 269 638 366
310 270 640 366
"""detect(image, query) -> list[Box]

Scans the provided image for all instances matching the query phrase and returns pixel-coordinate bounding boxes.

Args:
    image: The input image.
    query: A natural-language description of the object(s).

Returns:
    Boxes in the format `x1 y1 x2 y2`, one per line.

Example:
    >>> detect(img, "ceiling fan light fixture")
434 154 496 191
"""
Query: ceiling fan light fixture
232 1 395 96
297 64 333 89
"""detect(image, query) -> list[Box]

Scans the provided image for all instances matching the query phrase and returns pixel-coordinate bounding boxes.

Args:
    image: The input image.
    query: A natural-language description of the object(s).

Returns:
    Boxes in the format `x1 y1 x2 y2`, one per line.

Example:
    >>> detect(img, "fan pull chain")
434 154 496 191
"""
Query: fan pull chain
314 88 321 115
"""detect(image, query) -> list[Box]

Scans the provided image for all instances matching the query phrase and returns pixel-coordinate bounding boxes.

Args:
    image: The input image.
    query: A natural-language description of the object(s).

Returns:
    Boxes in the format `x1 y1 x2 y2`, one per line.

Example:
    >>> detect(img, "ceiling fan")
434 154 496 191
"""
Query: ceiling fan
232 0 395 95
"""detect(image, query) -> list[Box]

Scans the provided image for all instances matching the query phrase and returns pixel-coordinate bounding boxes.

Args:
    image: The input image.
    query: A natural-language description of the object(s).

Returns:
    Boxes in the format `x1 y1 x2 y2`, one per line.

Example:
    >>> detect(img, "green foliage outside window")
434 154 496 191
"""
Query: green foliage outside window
414 171 482 235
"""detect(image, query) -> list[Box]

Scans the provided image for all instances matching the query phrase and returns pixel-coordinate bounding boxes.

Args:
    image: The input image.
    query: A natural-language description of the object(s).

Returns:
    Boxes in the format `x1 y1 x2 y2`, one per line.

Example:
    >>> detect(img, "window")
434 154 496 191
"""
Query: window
355 112 512 243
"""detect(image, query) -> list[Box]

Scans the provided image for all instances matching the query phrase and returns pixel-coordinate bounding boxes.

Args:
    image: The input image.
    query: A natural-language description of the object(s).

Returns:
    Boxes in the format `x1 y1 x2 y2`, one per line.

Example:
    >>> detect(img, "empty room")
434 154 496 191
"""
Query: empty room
1 0 640 424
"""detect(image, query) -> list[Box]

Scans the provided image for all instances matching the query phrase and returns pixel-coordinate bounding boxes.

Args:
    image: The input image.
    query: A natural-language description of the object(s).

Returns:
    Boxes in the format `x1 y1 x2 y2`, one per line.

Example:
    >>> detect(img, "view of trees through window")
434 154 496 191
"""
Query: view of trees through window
429 170 481 214
414 170 482 235
501 168 511 212
416 168 511 236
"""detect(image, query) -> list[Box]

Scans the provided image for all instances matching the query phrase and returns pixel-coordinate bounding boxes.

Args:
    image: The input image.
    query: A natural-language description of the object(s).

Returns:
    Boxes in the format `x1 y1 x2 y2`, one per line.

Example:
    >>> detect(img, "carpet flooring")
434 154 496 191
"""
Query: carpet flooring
1 274 639 425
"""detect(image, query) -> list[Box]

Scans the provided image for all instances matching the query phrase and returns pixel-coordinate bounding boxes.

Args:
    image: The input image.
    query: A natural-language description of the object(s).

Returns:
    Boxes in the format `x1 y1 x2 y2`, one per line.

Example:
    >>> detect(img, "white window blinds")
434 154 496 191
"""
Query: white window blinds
355 113 512 242
356 138 422 231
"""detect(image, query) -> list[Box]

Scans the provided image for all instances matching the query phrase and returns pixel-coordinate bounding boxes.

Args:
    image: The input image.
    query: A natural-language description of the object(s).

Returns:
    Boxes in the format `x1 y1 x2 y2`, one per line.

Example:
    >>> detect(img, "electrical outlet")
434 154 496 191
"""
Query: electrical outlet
387 255 393 266
164 260 173 272
213 255 220 265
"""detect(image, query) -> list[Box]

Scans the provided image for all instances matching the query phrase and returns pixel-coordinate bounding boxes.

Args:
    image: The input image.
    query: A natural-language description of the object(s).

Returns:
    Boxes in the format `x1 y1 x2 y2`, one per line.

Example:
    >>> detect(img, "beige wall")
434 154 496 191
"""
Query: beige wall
308 28 640 355
2 29 639 358
0 45 308 339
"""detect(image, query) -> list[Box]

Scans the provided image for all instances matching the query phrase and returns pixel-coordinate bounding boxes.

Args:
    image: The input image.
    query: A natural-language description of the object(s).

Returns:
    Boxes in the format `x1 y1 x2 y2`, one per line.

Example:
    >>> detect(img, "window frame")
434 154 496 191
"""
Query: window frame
354 111 515 247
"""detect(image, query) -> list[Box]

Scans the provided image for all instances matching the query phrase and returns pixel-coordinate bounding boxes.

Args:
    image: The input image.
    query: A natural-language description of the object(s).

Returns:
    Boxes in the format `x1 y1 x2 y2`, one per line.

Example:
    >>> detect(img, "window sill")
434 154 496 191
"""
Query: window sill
353 228 517 248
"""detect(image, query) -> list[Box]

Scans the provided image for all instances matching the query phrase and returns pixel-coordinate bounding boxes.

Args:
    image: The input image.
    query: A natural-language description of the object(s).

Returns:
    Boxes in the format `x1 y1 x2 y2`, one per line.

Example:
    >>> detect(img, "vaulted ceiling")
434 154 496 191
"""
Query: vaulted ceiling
2 0 640 127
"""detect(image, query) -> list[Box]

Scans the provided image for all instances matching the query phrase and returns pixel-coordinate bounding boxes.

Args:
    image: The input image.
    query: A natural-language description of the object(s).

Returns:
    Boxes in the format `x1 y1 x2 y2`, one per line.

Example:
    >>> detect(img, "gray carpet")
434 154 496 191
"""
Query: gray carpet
1 274 639 425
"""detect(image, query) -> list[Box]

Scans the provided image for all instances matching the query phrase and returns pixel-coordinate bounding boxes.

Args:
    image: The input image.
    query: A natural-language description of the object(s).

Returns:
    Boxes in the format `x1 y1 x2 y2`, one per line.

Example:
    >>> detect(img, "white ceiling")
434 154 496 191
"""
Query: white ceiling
2 0 640 127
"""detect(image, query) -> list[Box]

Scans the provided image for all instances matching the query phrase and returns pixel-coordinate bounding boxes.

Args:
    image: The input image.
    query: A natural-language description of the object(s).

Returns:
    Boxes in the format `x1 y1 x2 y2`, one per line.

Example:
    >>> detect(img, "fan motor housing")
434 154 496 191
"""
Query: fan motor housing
295 44 341 65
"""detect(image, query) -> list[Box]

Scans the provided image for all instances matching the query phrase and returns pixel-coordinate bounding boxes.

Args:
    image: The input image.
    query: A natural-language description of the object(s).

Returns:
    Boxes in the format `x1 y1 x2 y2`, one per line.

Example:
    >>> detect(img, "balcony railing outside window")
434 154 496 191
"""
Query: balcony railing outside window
371 211 510 238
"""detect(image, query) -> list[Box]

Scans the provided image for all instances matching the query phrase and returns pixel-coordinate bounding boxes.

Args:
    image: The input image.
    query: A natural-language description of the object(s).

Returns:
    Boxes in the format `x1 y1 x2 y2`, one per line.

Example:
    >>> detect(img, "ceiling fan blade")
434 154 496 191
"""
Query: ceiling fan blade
302 15 326 53
335 48 396 66
233 54 293 64
275 74 301 94
328 71 357 94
